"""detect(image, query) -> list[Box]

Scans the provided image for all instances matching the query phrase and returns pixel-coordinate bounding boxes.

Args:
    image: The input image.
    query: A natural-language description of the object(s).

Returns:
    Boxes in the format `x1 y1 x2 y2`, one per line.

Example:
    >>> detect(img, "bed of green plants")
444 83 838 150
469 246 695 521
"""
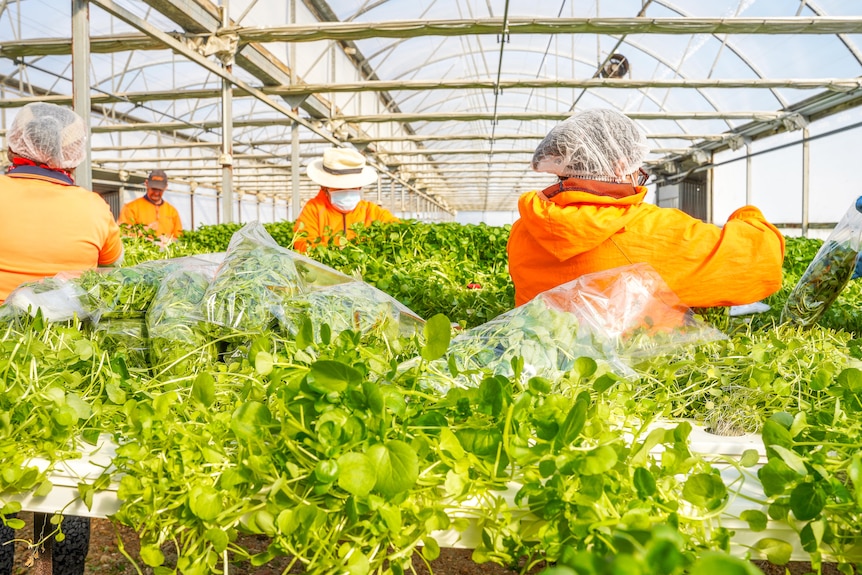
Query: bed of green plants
2 224 862 575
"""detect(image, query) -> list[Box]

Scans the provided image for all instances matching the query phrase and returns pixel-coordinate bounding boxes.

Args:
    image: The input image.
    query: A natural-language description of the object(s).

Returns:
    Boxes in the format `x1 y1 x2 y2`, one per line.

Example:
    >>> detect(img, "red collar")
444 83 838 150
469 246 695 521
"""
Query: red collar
7 156 75 182
542 177 639 200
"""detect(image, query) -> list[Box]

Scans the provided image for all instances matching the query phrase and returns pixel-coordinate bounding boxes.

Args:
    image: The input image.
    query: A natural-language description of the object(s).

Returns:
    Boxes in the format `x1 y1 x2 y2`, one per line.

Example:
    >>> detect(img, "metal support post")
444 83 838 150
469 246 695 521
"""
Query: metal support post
220 1 235 223
802 127 810 238
72 0 92 191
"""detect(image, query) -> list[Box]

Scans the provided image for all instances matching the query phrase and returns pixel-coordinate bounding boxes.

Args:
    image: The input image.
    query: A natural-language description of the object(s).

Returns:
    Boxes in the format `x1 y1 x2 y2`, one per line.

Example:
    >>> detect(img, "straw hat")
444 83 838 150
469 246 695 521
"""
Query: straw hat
306 148 378 189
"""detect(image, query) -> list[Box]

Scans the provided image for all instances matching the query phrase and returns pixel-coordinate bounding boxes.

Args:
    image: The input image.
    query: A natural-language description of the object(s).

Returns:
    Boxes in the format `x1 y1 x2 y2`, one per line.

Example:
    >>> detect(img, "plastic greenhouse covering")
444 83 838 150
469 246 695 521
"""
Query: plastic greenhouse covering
1 0 862 230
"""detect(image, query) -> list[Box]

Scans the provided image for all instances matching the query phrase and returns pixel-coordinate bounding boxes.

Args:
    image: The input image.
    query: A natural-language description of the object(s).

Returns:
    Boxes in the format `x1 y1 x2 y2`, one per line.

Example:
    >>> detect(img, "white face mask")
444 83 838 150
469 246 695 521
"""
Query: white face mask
329 189 362 213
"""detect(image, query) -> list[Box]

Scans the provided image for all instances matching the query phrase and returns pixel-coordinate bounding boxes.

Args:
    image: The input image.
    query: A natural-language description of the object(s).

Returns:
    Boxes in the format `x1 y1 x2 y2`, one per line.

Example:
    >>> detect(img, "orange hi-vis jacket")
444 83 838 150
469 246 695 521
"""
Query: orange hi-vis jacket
0 166 124 302
507 177 786 308
118 196 183 238
293 188 399 252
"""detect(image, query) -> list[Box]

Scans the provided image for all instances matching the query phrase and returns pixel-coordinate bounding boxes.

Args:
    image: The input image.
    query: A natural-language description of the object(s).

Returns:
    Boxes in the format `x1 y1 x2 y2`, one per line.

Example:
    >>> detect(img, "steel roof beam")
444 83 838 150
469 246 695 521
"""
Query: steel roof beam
264 77 862 95
235 17 862 43
336 111 784 123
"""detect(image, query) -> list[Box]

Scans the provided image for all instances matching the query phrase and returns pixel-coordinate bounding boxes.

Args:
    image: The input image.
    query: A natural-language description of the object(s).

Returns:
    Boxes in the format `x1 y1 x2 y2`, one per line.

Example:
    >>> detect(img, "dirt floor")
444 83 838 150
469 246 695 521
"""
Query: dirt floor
6 514 855 575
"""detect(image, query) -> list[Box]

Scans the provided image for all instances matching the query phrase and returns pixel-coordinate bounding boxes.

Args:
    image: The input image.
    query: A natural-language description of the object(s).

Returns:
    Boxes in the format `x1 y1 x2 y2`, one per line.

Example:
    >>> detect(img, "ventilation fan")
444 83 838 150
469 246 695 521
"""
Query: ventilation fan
599 53 630 78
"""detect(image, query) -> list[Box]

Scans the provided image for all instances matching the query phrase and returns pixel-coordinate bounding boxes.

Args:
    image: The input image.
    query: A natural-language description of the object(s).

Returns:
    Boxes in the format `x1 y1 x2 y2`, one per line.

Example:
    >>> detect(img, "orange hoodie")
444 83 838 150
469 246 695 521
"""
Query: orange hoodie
507 178 785 307
293 188 399 252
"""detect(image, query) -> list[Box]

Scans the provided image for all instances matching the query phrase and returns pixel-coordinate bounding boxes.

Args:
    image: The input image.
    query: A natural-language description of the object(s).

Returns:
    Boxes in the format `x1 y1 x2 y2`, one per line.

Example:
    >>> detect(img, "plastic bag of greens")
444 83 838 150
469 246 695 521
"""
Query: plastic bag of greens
3 275 90 322
75 260 181 323
281 281 424 343
147 267 218 377
89 317 149 369
203 222 307 331
781 196 862 327
414 263 726 392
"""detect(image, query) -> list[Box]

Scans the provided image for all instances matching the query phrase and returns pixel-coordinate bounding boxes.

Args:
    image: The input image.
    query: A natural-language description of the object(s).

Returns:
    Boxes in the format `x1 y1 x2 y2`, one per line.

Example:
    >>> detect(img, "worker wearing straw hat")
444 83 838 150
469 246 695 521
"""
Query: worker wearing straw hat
508 108 785 308
293 148 398 253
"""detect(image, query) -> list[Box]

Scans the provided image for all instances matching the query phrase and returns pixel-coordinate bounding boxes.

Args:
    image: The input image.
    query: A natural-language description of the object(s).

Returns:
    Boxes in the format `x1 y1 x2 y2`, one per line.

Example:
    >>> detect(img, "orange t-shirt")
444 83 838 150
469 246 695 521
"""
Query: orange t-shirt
293 188 399 252
0 169 124 302
118 196 183 238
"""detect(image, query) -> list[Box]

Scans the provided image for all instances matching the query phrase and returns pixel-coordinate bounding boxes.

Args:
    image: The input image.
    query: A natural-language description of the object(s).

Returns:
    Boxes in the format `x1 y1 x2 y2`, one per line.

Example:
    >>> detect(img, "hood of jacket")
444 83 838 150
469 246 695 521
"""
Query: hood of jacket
516 178 648 262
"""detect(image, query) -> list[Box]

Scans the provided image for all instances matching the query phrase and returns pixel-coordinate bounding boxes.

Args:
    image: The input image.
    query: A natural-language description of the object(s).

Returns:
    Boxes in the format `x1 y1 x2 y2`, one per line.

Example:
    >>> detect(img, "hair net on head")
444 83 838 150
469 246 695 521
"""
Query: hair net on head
532 108 649 181
7 103 87 169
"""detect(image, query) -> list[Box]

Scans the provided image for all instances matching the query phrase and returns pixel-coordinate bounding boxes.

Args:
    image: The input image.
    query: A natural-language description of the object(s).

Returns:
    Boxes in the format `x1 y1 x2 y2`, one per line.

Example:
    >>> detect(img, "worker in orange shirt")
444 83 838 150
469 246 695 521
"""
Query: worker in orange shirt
0 102 122 575
0 102 124 302
117 169 183 240
507 108 785 308
293 148 398 253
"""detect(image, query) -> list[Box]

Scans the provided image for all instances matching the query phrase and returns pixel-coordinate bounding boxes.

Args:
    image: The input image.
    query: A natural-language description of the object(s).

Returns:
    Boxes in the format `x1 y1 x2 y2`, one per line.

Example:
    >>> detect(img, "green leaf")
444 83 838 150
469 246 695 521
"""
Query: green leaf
140 544 165 567
556 398 587 447
837 367 862 392
762 419 793 450
421 537 441 561
682 473 727 511
579 445 618 475
770 445 808 476
204 528 229 553
753 537 793 565
800 519 824 553
368 441 419 497
790 482 825 521
740 509 767 531
230 401 272 441
337 452 377 497
758 458 798 497
191 372 216 407
308 360 362 394
421 314 451 361
690 551 763 575
633 466 656 498
189 485 222 521
739 449 761 468
254 351 274 376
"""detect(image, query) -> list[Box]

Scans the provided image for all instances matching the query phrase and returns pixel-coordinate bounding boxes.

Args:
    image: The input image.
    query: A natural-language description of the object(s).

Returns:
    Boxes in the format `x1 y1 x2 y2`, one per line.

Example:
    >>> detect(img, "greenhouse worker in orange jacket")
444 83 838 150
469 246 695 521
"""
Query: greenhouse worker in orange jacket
507 108 785 308
293 148 398 253
117 169 183 240
0 102 123 575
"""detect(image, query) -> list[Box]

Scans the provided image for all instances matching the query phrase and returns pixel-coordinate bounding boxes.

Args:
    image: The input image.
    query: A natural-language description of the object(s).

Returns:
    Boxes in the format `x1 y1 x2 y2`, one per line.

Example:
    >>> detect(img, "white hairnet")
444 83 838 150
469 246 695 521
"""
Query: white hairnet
7 103 87 169
532 108 649 181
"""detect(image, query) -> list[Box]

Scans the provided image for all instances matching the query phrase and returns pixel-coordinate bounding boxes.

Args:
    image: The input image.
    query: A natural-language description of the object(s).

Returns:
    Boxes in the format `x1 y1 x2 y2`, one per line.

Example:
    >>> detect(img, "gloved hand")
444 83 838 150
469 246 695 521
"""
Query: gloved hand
853 252 862 280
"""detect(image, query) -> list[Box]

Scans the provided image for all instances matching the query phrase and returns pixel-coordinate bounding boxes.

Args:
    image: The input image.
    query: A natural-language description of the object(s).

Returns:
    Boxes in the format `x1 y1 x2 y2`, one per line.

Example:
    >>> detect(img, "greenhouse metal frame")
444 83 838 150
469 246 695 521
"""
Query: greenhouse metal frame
1 0 862 230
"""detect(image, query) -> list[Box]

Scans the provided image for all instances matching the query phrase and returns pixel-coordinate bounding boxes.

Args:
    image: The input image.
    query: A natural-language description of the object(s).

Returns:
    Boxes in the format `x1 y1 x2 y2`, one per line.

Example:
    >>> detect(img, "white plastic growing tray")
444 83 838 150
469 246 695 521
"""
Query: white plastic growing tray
430 421 813 562
6 435 121 518
2 423 818 562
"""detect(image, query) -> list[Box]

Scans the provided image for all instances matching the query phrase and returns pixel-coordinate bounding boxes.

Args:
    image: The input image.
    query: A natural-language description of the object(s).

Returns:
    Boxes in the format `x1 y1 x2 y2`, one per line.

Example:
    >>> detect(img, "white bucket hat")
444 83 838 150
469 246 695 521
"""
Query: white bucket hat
306 148 378 189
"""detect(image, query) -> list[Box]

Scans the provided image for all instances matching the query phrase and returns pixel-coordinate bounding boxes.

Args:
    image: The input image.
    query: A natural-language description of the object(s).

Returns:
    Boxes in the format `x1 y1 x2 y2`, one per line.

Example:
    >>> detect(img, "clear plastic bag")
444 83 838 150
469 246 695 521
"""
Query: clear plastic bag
281 281 424 343
3 276 90 322
781 196 862 327
203 222 307 331
415 263 726 392
147 267 218 377
89 317 149 369
74 260 181 323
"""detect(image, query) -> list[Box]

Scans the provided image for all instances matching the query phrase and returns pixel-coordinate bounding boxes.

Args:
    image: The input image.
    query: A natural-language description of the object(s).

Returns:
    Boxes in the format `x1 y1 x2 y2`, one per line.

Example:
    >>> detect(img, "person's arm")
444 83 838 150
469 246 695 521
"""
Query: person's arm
664 205 785 306
293 203 321 253
169 203 183 238
99 213 125 267
117 201 135 226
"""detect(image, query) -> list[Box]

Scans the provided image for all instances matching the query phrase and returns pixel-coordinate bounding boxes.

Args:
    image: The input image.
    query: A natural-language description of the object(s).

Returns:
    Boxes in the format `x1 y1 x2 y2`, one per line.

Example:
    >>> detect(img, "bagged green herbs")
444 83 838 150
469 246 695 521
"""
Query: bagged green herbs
781 196 862 327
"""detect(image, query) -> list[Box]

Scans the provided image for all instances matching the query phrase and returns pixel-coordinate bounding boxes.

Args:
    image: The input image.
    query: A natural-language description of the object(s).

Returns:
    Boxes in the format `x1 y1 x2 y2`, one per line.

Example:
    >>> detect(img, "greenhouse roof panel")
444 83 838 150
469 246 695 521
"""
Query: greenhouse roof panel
2 0 862 216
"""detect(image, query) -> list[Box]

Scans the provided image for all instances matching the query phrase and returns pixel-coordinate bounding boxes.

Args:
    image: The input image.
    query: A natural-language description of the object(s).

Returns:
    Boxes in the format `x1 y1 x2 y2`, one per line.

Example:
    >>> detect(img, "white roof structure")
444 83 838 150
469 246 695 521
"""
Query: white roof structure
2 0 862 227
